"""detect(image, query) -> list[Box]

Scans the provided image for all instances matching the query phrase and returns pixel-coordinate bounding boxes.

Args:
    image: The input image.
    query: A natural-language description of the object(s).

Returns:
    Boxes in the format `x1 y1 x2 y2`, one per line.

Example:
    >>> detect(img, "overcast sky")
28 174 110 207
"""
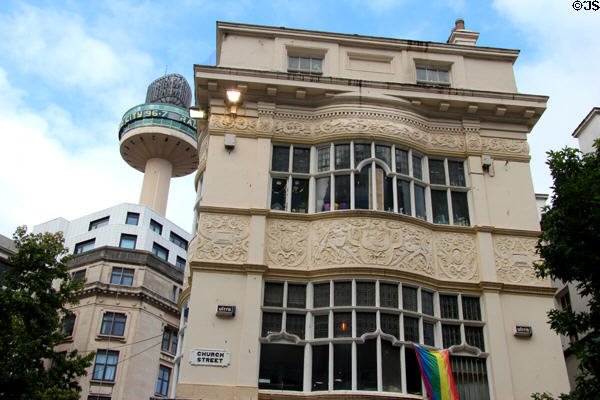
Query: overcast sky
0 0 598 237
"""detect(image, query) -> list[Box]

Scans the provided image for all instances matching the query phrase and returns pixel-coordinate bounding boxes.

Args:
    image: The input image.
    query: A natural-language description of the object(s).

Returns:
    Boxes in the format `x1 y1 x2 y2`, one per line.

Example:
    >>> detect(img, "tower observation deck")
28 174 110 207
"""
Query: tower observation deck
119 74 198 215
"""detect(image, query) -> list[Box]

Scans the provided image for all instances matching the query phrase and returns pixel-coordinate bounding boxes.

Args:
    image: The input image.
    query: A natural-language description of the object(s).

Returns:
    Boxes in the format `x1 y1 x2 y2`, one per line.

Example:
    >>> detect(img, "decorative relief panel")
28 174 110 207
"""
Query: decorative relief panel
435 232 479 281
467 132 529 156
209 115 259 133
196 214 250 263
493 235 544 285
266 220 309 268
311 218 433 274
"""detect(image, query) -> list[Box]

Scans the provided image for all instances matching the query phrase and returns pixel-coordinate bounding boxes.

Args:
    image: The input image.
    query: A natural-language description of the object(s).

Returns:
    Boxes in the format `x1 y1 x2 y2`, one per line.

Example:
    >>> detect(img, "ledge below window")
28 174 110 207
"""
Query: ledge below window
96 334 126 343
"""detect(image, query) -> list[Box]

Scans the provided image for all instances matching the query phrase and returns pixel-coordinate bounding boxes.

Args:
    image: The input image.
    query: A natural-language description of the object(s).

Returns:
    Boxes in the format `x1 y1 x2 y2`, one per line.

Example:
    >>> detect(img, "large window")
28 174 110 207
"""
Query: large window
110 267 134 286
288 55 323 74
155 365 171 396
119 234 136 249
100 312 126 336
61 314 76 336
161 327 178 354
270 141 470 226
152 242 169 261
169 231 188 250
92 350 118 381
89 216 109 231
259 280 487 398
74 239 95 255
416 64 451 85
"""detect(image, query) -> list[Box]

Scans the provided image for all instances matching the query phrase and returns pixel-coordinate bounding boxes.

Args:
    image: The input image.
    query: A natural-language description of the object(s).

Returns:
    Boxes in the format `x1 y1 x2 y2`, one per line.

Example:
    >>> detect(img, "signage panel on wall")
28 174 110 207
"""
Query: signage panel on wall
189 349 230 367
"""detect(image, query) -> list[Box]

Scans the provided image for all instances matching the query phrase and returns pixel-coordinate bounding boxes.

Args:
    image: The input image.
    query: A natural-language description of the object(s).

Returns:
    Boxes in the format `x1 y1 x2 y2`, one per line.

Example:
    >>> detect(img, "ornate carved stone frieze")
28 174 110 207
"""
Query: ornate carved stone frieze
493 235 544 285
466 132 529 156
196 214 250 263
266 220 309 268
435 232 479 281
209 115 259 133
311 218 433 274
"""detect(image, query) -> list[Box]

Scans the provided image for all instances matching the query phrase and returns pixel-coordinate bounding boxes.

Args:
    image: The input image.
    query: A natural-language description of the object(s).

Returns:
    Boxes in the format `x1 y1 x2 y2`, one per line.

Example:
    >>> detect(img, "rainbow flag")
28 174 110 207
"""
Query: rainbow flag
414 344 459 400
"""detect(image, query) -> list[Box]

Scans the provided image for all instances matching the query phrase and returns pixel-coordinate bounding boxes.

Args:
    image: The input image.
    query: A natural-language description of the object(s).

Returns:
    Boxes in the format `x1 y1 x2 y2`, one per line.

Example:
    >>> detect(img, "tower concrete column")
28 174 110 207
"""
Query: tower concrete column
139 157 173 216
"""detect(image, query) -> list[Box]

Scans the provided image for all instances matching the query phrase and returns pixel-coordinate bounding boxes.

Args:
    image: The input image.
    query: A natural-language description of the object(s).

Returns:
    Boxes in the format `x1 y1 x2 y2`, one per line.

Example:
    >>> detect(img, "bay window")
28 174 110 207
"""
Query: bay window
259 280 488 398
270 141 471 226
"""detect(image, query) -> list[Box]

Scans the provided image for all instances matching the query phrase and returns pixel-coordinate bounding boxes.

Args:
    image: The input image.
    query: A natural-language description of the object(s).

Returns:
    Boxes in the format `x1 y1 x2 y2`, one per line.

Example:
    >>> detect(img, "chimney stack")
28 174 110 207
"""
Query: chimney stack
447 18 479 46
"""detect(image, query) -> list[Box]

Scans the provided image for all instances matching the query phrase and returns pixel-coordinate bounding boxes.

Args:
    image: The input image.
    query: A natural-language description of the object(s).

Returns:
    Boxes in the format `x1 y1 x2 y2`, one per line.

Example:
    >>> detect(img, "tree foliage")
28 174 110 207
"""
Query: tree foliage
533 140 600 400
0 226 94 400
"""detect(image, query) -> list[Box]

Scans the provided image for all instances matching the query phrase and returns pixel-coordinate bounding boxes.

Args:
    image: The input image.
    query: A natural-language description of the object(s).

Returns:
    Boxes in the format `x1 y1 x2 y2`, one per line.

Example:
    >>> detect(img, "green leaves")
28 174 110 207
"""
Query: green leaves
533 139 600 400
0 227 92 399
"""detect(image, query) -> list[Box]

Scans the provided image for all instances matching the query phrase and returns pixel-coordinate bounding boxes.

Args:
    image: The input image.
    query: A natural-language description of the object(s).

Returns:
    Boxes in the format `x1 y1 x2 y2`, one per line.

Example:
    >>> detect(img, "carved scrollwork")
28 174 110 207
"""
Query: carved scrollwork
311 218 433 274
266 220 309 267
209 115 258 133
494 235 543 284
481 137 529 155
435 232 478 281
196 214 249 262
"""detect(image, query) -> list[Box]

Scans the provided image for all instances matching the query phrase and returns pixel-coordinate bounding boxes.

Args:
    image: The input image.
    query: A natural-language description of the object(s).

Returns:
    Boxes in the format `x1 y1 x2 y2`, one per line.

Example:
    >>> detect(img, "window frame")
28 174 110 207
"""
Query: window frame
269 141 471 225
150 219 163 235
152 242 169 261
110 267 134 286
92 350 119 382
169 231 188 250
100 312 127 337
287 54 324 75
89 216 109 231
61 314 76 336
161 327 179 354
415 63 452 86
74 239 95 255
259 280 488 396
71 269 86 282
155 365 171 396
119 233 137 249
125 212 139 225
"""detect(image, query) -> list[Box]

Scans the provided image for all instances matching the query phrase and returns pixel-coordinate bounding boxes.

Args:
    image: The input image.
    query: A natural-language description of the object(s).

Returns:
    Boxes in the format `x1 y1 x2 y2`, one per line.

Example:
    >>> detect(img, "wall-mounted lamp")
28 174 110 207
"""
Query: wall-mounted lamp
189 108 207 119
226 89 242 115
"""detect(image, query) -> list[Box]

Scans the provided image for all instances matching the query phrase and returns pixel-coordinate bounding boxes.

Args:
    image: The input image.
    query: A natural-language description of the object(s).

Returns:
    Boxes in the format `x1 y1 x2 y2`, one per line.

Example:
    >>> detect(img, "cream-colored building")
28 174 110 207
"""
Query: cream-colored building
175 20 570 400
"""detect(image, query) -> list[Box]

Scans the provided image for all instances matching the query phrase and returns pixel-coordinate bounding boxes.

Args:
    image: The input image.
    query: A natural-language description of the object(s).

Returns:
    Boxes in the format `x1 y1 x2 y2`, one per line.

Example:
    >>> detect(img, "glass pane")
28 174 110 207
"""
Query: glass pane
334 312 352 337
288 56 299 70
316 177 331 212
382 340 401 392
357 339 377 390
291 178 309 213
287 284 306 308
122 269 134 286
333 344 351 390
422 291 434 316
415 184 426 220
381 313 399 338
432 189 449 224
412 155 423 180
313 283 330 308
314 315 329 338
286 314 305 339
395 149 409 174
448 161 466 186
335 144 350 169
354 143 371 166
402 286 417 311
376 167 394 212
356 312 376 336
272 146 289 171
334 281 351 306
429 159 446 184
334 175 350 210
440 295 459 319
416 66 427 81
355 166 371 209
270 178 287 211
264 282 284 306
452 191 470 226
356 282 375 306
405 347 422 394
311 58 323 73
380 283 398 308
261 312 282 336
317 147 330 172
451 356 490 400
424 322 435 346
375 145 391 167
442 324 461 348
292 148 310 173
300 57 310 71
397 180 411 215
312 345 329 391
439 69 450 83
258 344 304 391
462 297 481 321
465 326 485 351
403 316 419 342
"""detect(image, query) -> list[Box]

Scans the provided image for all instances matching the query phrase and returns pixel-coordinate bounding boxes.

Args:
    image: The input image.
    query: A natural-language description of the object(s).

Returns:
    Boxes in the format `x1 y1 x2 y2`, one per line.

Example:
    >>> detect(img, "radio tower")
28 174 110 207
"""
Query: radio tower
118 74 198 215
